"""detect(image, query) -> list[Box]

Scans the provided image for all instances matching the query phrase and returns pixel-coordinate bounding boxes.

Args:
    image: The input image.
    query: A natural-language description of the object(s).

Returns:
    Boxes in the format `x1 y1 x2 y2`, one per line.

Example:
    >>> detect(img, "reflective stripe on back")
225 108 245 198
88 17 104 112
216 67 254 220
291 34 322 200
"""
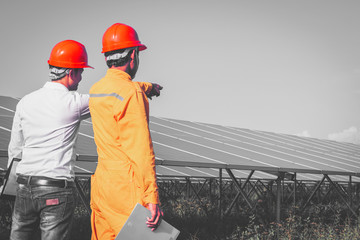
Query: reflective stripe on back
90 93 124 101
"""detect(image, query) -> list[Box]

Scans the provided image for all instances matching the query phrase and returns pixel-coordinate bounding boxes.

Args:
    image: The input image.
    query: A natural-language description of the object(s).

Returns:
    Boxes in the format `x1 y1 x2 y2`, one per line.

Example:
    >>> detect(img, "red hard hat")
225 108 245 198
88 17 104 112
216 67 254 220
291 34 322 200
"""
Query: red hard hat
48 40 93 69
102 23 147 53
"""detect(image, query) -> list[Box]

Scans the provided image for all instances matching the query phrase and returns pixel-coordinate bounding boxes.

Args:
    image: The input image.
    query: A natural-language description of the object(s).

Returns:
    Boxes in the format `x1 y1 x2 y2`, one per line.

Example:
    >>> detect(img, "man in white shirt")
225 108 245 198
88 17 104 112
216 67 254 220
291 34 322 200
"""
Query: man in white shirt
8 40 93 240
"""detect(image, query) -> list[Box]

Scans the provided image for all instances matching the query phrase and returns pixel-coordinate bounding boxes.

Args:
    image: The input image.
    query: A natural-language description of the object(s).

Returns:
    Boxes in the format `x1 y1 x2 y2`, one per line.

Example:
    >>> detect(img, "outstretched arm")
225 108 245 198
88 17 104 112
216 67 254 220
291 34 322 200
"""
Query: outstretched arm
136 82 163 100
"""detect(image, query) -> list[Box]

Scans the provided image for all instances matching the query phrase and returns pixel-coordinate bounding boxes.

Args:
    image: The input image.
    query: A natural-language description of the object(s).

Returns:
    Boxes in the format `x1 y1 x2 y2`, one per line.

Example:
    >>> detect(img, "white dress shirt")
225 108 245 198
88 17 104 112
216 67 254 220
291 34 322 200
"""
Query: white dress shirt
8 82 90 180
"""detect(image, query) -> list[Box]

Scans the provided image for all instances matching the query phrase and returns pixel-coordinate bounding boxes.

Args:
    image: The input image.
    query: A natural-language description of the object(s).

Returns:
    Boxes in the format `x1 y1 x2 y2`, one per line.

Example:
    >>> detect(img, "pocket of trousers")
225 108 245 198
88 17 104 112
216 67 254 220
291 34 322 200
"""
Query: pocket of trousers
39 187 75 224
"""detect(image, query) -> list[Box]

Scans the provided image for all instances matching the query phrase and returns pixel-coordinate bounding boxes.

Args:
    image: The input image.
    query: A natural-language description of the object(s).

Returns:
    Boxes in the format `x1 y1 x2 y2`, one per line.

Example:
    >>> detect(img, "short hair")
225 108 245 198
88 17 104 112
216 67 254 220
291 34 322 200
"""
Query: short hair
48 65 82 81
48 65 69 81
104 47 137 68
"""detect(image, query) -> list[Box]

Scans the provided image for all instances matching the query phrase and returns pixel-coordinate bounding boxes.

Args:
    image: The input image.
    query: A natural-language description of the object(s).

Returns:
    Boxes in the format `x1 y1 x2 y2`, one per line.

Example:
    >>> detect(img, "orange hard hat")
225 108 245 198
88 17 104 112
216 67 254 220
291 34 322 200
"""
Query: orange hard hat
102 23 147 53
48 40 93 69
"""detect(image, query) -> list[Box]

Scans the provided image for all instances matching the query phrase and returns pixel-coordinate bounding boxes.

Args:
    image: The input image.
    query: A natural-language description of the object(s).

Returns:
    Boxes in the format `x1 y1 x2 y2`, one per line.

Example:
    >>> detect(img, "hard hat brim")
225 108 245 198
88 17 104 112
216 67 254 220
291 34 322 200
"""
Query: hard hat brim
48 60 94 69
101 43 147 53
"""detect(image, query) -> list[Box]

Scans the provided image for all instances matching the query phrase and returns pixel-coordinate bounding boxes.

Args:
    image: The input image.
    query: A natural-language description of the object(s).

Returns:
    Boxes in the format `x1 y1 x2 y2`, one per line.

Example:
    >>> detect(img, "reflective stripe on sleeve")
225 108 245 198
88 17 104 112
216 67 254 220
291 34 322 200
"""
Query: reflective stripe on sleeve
90 93 124 101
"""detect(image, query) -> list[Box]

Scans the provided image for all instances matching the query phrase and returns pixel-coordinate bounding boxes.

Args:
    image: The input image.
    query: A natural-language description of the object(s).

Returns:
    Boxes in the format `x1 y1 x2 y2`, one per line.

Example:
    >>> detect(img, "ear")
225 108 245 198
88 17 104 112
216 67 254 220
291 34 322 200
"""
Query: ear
68 69 74 78
67 69 76 85
130 49 137 61
131 49 140 67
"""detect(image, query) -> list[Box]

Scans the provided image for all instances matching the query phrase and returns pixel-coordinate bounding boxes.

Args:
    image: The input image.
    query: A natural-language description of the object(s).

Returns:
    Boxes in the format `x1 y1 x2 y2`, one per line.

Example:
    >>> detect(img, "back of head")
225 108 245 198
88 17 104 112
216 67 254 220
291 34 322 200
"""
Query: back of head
104 47 136 68
48 65 70 81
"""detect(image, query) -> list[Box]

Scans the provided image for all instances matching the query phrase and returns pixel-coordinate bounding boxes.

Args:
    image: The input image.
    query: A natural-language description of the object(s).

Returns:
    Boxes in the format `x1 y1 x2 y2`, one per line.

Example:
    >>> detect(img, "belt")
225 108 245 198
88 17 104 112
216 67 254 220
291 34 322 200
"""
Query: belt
16 175 75 188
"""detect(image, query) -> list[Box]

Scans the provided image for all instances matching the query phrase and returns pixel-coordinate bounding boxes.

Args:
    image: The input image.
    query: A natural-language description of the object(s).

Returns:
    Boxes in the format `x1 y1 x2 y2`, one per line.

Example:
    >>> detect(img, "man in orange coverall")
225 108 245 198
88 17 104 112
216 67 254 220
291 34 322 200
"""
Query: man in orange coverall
89 23 163 240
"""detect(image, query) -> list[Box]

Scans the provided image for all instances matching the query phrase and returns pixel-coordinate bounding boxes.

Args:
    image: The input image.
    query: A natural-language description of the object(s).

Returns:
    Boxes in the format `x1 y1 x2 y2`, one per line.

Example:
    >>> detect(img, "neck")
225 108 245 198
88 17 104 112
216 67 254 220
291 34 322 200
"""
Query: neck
109 65 134 79
110 65 128 72
53 76 71 90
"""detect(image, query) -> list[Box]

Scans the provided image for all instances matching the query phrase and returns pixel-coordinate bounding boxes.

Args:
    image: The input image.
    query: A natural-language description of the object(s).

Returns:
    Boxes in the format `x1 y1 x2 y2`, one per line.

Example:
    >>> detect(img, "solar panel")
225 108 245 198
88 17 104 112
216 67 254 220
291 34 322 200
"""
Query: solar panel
0 96 18 113
150 117 360 175
0 95 359 183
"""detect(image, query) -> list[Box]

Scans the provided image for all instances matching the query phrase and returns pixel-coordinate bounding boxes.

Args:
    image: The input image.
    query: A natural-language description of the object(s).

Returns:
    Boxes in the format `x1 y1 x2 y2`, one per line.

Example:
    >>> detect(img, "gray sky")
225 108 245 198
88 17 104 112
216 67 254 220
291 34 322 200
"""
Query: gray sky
1 0 360 143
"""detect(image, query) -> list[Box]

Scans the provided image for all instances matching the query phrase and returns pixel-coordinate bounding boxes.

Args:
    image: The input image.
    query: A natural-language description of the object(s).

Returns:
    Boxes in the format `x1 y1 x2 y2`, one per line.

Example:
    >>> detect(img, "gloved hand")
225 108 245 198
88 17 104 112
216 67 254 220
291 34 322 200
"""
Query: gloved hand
147 83 163 100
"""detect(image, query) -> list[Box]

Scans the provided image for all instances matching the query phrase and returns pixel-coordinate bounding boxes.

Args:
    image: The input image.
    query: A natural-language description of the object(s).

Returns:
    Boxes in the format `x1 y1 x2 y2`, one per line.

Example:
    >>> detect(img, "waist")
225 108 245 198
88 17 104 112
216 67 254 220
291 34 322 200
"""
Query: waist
16 175 75 188
16 157 75 179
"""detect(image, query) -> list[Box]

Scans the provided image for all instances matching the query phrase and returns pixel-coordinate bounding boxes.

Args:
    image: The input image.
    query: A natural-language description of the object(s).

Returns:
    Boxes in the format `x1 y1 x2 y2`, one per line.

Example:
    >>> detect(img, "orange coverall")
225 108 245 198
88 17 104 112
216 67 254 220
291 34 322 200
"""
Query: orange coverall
89 69 160 240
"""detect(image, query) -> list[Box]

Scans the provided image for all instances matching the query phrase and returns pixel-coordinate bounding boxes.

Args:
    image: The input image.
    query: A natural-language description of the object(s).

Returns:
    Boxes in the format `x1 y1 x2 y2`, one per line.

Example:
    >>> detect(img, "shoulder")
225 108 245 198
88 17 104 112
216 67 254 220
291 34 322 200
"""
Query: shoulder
17 87 43 106
89 79 102 94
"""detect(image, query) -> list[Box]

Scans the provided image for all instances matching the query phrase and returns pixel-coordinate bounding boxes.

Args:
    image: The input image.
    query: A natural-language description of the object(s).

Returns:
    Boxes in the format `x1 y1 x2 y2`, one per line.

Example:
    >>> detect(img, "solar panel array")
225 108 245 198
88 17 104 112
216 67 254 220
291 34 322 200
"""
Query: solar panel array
0 95 359 182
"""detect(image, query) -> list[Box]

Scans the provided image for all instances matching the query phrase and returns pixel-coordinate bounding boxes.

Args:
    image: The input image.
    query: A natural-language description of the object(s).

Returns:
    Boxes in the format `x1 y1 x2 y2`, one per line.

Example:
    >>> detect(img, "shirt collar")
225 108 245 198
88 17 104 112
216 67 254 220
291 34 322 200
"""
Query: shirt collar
43 81 69 91
106 69 132 82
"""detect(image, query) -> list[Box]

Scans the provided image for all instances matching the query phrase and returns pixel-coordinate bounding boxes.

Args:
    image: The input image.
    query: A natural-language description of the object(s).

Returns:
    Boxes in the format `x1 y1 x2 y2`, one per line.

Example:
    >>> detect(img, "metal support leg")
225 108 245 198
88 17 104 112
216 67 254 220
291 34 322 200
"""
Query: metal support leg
190 179 208 201
276 177 281 223
224 170 254 216
225 169 253 209
218 168 222 219
348 176 352 208
74 178 91 216
186 177 190 198
293 173 297 208
325 175 357 217
301 175 326 211
209 178 212 202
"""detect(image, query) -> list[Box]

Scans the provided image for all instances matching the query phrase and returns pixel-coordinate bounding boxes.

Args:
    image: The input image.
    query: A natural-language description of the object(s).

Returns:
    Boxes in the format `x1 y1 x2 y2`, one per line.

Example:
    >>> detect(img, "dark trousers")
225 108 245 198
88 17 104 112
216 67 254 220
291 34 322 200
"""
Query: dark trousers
10 183 75 240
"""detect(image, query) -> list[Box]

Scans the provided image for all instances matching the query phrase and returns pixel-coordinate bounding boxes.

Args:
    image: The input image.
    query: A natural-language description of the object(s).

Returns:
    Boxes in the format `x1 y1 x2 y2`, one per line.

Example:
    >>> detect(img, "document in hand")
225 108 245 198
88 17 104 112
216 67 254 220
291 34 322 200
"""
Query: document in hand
0 158 20 198
115 203 180 240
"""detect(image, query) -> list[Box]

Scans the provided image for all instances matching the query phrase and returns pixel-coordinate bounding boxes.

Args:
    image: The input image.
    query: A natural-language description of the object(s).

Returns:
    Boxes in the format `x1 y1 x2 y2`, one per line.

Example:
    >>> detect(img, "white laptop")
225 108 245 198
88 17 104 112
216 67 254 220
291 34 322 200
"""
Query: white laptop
115 203 180 240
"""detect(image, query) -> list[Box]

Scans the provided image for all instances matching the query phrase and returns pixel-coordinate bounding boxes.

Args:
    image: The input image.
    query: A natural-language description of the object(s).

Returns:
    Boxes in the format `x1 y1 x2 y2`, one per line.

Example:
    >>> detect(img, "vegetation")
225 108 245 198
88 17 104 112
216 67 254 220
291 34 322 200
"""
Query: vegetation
1 180 360 239
161 197 360 240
